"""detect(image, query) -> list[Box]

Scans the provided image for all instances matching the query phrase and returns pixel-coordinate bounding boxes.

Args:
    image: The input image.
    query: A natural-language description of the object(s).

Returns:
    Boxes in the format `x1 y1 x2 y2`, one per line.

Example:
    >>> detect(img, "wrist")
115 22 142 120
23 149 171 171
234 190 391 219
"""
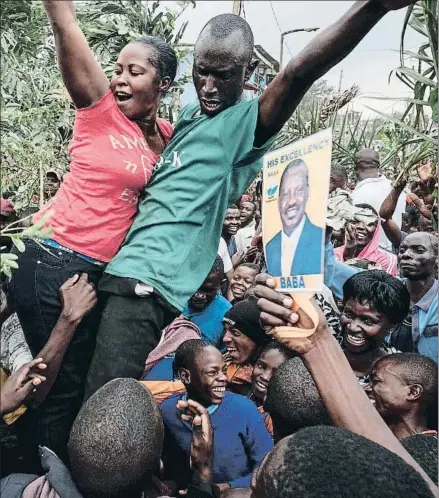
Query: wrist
302 326 335 362
192 465 212 483
57 313 80 331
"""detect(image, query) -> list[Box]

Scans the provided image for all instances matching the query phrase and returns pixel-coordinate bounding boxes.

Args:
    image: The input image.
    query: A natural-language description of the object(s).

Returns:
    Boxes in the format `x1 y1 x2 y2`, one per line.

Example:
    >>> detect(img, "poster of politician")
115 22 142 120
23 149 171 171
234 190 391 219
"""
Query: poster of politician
262 129 332 293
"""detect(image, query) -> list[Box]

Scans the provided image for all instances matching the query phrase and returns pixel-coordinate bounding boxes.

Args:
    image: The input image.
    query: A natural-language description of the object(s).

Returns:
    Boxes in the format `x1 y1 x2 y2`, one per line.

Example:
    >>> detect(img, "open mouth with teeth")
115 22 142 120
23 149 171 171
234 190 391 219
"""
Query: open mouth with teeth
345 332 367 348
201 99 222 112
227 346 239 358
231 285 246 296
254 380 268 393
211 386 226 399
115 91 133 103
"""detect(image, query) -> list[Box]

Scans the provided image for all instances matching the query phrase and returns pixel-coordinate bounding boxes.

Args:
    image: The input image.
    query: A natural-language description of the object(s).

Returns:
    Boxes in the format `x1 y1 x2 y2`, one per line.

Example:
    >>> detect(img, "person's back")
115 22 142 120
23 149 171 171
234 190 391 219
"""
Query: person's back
352 149 406 251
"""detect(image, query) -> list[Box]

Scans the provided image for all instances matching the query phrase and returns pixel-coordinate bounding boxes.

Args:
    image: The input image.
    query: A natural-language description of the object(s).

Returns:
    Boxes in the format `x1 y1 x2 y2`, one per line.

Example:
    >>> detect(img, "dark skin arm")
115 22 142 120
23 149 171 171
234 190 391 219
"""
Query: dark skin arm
255 0 413 145
254 274 437 495
380 180 406 249
30 273 97 406
43 0 109 108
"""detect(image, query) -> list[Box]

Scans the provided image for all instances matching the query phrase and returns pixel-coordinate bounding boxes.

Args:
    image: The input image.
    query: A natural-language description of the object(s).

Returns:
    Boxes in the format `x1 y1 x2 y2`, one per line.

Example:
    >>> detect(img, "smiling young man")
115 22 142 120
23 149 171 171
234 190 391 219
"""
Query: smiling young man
86 0 417 400
161 339 273 493
228 263 259 303
222 206 242 259
365 353 438 439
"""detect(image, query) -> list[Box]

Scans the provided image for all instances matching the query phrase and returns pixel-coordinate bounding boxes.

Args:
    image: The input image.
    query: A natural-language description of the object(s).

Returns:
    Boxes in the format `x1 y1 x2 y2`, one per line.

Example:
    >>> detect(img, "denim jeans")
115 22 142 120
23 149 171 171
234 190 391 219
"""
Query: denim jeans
84 274 179 401
7 240 103 465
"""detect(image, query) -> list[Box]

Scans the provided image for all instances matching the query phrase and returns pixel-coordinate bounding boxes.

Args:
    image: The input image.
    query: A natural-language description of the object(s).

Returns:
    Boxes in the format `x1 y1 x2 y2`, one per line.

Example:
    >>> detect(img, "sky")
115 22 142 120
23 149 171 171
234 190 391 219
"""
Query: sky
168 0 423 116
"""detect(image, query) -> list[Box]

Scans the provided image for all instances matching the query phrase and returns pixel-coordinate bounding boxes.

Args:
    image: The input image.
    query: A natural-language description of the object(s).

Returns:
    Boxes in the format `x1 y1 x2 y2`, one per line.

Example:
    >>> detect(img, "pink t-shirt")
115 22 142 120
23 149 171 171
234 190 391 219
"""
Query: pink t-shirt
35 90 173 262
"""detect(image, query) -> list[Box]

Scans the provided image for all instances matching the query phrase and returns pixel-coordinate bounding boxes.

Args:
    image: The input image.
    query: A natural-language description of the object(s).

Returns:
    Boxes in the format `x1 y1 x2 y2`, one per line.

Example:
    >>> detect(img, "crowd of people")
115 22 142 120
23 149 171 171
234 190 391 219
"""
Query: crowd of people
1 0 438 496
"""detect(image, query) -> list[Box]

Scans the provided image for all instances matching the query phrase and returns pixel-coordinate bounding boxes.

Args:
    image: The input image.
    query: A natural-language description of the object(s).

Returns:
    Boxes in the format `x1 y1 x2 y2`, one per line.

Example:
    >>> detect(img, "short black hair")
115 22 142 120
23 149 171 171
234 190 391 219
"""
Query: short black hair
377 353 438 409
209 254 225 280
331 163 348 183
264 426 434 497
260 340 295 361
355 203 379 217
68 379 163 497
240 200 257 211
401 434 438 485
354 148 380 170
174 339 213 374
342 270 410 325
235 263 259 273
264 357 331 440
198 14 254 64
280 159 309 193
134 36 177 83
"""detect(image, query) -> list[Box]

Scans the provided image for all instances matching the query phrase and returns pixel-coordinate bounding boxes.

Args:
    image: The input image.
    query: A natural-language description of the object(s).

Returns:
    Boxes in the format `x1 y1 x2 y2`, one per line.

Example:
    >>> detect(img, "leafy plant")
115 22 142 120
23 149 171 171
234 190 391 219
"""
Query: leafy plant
1 0 195 213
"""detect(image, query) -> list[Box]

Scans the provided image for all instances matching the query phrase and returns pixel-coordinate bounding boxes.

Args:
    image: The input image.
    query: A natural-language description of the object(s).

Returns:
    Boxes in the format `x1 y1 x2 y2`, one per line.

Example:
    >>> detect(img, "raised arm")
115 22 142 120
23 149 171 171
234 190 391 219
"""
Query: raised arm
43 0 109 108
380 181 405 249
254 277 438 496
255 0 413 145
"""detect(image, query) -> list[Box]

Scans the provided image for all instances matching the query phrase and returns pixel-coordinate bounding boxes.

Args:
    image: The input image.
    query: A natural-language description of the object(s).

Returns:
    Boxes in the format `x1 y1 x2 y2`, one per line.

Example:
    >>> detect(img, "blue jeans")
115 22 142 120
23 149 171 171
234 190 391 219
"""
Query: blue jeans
7 240 103 465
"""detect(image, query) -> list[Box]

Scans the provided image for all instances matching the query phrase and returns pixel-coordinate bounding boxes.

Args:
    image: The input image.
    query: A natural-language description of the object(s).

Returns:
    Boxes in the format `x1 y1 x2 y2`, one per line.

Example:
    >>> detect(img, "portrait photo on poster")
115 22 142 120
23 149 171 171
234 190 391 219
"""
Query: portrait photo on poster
262 129 332 293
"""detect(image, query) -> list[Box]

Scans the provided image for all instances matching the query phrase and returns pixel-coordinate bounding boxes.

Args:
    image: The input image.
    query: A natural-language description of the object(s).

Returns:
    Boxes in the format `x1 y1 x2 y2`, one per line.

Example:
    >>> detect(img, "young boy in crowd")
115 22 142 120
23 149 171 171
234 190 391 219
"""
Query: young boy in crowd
365 353 438 439
249 341 293 435
182 256 231 350
227 263 259 304
161 339 273 493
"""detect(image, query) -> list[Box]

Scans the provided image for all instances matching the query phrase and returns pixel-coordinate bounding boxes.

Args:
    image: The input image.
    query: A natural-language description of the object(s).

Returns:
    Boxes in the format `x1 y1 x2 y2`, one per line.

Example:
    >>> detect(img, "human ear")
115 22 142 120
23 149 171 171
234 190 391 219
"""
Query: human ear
245 59 259 82
159 76 172 93
407 383 423 401
179 368 191 385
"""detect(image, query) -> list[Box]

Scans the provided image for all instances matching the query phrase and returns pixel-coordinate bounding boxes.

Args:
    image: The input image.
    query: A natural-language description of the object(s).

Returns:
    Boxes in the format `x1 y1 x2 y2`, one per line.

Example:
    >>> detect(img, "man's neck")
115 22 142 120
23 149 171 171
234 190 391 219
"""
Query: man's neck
222 232 233 242
283 216 305 237
406 275 435 304
241 217 255 229
386 411 427 439
357 170 380 181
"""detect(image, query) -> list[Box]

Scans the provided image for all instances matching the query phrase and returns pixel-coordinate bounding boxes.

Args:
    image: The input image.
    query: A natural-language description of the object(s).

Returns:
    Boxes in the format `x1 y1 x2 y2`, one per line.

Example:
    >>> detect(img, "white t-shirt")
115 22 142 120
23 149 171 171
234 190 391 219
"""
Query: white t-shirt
235 220 256 253
352 175 406 251
218 237 233 274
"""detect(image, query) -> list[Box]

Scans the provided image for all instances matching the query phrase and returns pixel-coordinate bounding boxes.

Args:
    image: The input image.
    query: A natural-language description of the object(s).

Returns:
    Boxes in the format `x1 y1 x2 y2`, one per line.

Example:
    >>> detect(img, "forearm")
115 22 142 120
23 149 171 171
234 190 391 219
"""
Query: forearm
381 219 402 249
302 332 438 494
31 316 77 406
43 0 77 29
413 201 432 219
380 187 404 220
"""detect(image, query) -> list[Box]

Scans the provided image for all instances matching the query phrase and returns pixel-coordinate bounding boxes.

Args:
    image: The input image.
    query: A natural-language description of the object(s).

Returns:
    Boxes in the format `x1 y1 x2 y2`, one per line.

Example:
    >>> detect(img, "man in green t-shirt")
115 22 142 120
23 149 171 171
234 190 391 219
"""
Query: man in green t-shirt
85 0 414 399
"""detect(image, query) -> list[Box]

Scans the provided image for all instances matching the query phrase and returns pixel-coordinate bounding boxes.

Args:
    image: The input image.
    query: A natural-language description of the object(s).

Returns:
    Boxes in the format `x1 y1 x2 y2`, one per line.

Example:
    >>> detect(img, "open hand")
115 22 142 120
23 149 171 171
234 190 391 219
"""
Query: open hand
0 358 47 415
178 399 213 482
232 251 245 268
59 273 97 326
343 223 358 260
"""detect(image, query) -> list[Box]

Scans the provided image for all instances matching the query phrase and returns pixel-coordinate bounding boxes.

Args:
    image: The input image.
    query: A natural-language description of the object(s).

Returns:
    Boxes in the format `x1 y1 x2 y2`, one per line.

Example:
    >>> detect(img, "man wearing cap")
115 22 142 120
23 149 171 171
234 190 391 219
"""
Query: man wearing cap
352 148 406 251
222 298 270 396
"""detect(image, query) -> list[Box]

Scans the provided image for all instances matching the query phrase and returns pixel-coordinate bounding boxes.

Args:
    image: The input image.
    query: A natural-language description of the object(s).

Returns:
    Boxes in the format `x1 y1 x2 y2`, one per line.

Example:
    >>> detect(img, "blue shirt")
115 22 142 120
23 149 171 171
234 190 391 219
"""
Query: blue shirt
182 294 232 349
161 391 273 489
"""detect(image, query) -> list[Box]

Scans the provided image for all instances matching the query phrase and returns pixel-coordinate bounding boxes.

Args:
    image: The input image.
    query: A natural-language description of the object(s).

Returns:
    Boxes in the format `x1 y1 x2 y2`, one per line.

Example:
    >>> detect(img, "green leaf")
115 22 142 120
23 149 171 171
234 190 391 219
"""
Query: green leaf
364 106 437 146
11 236 25 252
429 86 438 122
396 67 436 87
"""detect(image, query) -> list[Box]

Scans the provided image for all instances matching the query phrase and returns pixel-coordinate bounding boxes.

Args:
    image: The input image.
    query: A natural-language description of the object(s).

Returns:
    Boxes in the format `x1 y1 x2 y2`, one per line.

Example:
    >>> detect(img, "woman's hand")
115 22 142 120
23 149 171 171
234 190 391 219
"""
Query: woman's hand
343 223 358 261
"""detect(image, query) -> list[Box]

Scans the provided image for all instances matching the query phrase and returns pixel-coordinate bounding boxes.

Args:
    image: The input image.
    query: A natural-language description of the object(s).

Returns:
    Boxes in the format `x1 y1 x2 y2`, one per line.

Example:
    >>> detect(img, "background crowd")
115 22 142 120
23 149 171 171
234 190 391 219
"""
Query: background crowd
0 0 438 497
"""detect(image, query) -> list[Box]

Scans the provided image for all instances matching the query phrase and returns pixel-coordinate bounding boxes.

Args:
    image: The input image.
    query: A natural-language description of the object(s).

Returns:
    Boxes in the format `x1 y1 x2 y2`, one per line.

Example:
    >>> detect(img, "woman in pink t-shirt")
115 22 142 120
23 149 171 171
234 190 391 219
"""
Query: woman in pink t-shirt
7 0 175 461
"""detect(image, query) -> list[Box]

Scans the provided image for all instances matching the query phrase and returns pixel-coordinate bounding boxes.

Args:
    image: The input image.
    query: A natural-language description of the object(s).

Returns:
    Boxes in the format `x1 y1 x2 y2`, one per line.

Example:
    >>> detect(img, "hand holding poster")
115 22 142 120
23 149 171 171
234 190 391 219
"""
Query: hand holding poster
262 129 332 293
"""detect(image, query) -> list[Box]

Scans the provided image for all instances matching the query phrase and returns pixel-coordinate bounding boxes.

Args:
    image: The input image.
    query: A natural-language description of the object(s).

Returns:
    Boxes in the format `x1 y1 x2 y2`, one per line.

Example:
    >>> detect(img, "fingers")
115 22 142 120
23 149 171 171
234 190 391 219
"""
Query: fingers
79 273 89 284
258 298 298 326
60 274 79 290
255 273 277 289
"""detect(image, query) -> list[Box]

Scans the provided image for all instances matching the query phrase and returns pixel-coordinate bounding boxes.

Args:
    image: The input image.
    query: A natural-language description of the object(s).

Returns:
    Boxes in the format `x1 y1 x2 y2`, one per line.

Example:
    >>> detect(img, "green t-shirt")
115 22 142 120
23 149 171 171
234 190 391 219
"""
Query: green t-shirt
105 97 276 311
